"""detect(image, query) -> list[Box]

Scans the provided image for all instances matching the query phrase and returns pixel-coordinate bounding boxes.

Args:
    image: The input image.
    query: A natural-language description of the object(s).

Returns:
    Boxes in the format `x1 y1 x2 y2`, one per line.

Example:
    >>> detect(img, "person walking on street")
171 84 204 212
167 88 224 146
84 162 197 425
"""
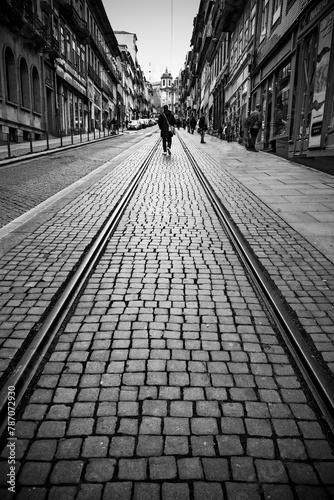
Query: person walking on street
245 104 263 152
199 112 208 144
190 115 197 134
158 105 176 155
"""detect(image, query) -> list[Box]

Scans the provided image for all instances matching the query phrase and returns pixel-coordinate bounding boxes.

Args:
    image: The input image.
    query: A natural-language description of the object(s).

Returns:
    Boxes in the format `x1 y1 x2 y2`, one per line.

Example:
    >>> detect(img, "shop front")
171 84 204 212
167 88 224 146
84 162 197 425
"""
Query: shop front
251 37 294 157
56 63 87 136
290 0 334 173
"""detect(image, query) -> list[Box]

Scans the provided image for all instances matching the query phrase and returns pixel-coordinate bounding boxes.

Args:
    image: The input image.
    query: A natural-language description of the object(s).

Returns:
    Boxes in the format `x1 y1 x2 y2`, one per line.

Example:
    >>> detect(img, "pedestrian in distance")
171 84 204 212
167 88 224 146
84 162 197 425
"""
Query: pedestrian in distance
244 104 263 152
158 104 176 155
198 112 208 143
190 115 197 134
225 121 231 142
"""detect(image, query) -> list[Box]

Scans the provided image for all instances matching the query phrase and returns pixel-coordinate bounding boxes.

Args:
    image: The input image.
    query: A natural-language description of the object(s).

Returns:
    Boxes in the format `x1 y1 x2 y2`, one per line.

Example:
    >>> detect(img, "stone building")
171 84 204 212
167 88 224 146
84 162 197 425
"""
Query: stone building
0 0 151 143
180 0 334 173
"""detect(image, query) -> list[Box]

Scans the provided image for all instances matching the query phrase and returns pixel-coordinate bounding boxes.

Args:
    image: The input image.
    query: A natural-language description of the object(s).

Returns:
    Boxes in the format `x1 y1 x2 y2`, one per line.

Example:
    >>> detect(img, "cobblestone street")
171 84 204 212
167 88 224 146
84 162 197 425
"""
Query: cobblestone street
1 132 334 499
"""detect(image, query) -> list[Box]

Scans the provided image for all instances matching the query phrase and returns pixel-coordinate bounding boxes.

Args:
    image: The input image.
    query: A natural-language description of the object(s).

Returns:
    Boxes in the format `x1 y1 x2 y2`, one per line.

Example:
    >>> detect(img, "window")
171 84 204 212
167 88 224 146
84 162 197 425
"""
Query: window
20 58 30 108
72 39 77 69
60 26 65 55
81 46 85 76
238 28 243 57
250 4 256 37
230 36 234 67
66 32 71 63
5 47 18 103
272 0 281 25
274 62 291 136
244 18 249 45
260 0 269 38
32 66 41 113
53 17 59 40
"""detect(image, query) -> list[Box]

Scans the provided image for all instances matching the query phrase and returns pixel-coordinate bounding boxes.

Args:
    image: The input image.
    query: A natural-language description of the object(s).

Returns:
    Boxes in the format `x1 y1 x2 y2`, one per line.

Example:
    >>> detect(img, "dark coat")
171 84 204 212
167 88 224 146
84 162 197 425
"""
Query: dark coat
190 117 197 128
199 115 207 131
158 110 176 138
245 110 262 130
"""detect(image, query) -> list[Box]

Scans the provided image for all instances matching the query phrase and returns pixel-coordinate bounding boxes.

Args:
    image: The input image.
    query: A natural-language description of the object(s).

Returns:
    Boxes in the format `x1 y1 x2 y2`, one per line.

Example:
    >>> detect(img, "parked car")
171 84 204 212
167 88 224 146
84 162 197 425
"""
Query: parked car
138 118 148 129
128 120 141 130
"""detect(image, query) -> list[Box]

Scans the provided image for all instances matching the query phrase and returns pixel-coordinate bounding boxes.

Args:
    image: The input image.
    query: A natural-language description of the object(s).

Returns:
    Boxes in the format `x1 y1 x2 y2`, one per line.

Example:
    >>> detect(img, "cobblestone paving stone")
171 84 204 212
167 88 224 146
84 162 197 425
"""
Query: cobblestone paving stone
184 137 334 376
1 138 334 499
0 136 157 377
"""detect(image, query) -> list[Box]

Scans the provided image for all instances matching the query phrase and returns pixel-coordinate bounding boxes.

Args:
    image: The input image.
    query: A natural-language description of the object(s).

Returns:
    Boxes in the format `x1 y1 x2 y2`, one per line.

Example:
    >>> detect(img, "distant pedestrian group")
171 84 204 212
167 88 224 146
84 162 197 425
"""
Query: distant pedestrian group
158 108 210 155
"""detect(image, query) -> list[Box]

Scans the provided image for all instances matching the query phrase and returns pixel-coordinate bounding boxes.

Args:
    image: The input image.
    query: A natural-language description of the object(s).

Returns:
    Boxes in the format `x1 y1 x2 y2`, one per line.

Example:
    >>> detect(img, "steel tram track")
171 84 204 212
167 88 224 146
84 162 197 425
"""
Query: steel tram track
0 137 161 436
1 134 334 439
179 134 334 435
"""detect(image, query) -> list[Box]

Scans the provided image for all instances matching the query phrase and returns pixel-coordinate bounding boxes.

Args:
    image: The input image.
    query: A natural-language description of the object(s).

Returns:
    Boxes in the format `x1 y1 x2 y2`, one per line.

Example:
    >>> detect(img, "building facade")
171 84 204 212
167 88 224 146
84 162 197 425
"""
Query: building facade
180 0 334 173
0 0 152 143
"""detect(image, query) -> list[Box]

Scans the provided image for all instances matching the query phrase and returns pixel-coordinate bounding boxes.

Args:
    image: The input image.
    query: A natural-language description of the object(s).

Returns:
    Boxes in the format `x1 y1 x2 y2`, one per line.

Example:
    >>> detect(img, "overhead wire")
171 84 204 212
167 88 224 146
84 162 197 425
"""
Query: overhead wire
171 0 173 75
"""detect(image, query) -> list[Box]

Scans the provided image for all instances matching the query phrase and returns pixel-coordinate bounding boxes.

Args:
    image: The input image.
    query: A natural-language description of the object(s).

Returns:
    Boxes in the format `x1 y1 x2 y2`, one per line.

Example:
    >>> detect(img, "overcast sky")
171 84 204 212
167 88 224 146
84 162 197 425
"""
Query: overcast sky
103 0 201 81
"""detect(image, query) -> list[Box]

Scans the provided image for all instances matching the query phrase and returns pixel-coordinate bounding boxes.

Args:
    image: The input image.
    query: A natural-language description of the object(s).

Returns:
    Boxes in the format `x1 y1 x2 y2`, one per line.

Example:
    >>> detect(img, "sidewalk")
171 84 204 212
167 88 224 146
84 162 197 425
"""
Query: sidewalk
0 129 122 162
183 129 334 265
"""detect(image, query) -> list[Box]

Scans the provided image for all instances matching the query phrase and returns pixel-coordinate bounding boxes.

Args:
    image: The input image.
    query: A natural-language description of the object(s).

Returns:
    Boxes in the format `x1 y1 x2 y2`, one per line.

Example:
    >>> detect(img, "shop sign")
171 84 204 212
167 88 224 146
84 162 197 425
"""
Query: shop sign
309 12 333 147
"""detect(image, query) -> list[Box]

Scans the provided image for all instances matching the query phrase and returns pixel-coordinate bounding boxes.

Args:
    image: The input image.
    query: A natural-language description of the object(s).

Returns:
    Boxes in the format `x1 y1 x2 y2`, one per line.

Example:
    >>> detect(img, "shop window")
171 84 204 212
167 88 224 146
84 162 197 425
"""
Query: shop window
32 66 41 113
309 13 333 148
20 58 30 109
274 63 291 136
5 47 18 103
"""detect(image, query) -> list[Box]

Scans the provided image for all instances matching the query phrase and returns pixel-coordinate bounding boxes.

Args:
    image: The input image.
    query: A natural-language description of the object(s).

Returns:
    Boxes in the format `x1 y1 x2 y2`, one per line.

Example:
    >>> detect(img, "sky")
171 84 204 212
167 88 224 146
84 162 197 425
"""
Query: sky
103 0 201 81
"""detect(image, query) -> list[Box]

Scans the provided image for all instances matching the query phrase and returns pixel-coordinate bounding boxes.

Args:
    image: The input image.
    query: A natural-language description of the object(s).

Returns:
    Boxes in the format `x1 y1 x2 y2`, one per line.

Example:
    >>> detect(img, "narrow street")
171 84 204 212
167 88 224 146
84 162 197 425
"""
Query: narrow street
0 130 333 499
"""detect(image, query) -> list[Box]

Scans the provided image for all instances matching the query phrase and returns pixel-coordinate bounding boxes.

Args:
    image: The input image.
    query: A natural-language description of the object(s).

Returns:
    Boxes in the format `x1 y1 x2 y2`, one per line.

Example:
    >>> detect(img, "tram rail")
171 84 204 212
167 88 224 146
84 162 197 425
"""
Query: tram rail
1 132 334 442
0 137 161 436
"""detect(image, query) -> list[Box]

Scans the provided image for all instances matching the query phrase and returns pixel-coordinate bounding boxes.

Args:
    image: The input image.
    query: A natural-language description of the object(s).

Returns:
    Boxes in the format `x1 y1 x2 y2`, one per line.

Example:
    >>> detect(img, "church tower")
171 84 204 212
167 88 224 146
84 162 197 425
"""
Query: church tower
160 68 173 110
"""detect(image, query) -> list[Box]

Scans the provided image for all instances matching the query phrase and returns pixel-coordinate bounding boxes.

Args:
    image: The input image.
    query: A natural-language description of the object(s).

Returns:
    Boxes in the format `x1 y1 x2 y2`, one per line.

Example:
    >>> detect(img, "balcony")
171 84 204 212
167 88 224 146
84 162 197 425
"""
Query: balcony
44 34 61 59
219 0 245 32
88 65 102 88
40 0 54 15
2 0 47 48
102 79 113 99
58 0 88 43
89 33 120 84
